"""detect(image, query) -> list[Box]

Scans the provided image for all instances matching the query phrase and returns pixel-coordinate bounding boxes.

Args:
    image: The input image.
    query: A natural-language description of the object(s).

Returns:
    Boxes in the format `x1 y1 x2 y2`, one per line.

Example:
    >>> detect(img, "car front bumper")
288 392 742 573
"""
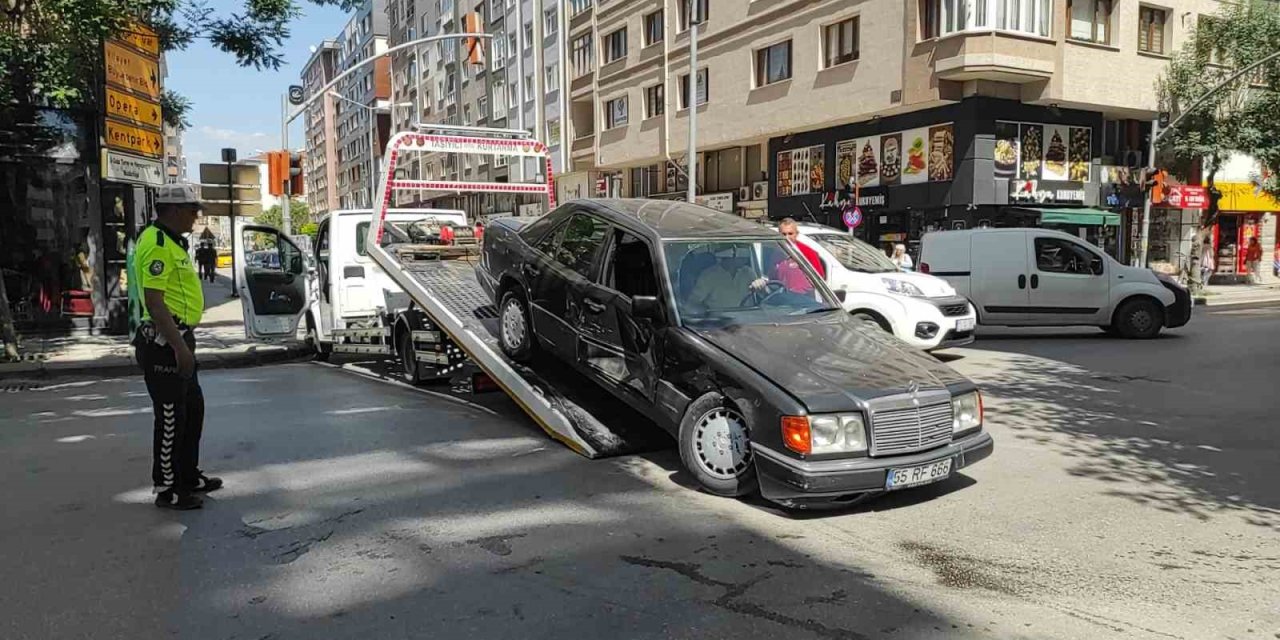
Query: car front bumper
896 297 978 351
752 430 994 507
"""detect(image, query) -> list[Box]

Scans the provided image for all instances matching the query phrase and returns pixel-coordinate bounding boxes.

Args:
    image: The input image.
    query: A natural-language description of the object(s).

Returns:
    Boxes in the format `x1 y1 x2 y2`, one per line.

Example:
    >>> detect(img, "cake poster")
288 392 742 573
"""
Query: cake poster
900 128 928 185
994 121 1019 180
1019 124 1044 180
808 145 826 192
880 133 902 187
855 136 880 188
776 151 792 197
791 147 811 195
836 139 856 190
1042 125 1070 181
1068 126 1091 182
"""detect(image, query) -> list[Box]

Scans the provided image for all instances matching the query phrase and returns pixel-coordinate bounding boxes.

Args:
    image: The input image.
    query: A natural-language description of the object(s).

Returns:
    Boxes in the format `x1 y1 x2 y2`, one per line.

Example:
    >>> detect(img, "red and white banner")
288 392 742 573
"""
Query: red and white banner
1165 185 1208 209
400 134 549 157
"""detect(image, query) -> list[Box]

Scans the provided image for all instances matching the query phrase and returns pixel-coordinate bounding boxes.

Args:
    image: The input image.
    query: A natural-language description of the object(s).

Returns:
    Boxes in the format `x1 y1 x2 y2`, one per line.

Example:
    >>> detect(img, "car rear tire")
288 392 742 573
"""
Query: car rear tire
1113 298 1164 339
499 290 536 363
678 393 759 498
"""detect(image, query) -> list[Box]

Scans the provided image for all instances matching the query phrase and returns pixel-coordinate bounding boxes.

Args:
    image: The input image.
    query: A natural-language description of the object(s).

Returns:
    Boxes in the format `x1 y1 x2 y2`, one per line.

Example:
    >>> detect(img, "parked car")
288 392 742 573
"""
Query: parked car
478 199 993 507
919 228 1192 338
792 224 977 351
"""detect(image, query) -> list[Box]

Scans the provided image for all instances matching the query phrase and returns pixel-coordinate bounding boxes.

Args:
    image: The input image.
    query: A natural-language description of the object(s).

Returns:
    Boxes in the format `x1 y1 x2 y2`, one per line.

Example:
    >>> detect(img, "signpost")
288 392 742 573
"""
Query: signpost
102 149 164 187
843 204 863 231
101 21 164 185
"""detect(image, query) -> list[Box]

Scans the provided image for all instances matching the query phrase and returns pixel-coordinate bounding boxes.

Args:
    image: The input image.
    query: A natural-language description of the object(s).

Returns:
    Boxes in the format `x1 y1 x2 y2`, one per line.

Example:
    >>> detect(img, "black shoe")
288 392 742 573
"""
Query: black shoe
192 474 223 493
155 489 203 510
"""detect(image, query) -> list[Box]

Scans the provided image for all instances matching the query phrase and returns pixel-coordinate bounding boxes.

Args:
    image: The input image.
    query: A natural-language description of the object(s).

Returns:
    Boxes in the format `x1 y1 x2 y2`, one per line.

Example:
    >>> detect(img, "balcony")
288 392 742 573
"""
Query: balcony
932 32 1055 83
571 134 595 158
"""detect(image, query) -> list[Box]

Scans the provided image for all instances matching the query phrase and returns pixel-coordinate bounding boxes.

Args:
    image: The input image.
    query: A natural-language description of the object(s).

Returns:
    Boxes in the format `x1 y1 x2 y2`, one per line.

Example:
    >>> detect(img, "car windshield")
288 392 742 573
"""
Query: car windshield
664 239 839 327
807 233 900 273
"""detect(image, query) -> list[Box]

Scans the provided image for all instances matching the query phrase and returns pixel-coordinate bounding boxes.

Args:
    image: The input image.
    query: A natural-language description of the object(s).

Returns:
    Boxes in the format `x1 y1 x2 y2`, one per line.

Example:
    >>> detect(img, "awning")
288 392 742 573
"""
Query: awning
1012 207 1122 226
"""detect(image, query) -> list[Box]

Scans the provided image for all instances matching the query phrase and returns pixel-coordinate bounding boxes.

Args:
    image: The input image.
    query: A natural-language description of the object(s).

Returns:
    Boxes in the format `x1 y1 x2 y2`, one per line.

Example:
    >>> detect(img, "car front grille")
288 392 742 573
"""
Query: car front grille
939 303 969 317
869 392 953 457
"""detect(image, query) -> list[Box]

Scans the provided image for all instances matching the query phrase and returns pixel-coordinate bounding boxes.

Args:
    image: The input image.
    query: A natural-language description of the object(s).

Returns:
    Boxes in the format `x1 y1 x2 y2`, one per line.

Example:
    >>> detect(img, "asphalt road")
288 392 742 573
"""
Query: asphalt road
0 303 1276 640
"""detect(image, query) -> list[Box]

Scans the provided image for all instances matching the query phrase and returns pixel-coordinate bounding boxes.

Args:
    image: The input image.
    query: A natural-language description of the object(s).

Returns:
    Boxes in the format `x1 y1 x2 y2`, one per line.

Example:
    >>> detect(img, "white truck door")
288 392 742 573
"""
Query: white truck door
1026 233 1110 325
971 230 1033 325
234 221 310 340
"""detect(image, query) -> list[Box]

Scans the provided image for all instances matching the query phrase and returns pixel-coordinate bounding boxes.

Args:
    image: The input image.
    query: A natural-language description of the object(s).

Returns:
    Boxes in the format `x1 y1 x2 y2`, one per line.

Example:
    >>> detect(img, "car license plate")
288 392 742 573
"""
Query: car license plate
956 318 975 332
885 459 953 490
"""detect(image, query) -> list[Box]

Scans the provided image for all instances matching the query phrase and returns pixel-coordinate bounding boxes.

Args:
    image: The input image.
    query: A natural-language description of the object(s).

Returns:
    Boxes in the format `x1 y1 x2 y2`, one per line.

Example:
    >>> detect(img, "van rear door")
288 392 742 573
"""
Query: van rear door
971 230 1033 325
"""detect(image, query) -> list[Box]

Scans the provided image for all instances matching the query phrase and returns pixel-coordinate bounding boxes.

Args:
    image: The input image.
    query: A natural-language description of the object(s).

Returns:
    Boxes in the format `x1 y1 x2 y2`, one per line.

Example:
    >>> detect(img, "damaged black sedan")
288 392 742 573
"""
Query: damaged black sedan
478 199 993 507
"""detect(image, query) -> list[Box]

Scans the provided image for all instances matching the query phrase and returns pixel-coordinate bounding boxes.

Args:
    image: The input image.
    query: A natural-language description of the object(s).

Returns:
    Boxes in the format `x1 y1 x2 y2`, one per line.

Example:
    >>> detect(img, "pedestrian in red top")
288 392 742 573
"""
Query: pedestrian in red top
762 218 826 293
1245 236 1263 284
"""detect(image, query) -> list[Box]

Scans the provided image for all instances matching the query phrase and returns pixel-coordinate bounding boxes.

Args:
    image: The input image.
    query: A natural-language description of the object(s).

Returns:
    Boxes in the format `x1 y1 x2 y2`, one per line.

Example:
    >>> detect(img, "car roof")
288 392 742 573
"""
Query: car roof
580 199 777 240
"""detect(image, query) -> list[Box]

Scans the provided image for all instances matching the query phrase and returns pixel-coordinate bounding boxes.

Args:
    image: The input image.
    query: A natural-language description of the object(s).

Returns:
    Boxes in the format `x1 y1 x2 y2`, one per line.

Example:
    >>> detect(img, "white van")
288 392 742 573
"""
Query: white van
794 224 978 351
918 228 1191 338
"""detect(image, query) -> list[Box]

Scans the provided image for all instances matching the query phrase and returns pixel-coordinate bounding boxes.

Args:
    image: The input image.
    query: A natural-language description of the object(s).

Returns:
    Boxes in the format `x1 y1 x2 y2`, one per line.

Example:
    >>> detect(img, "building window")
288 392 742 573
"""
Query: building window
645 83 664 118
823 17 859 68
603 28 627 63
1138 6 1167 55
572 33 593 76
679 68 708 108
1068 0 1111 44
545 62 561 92
544 9 558 36
477 96 487 119
755 40 792 87
678 0 708 31
605 96 628 129
508 33 517 60
571 0 592 16
492 33 506 68
525 72 534 101
524 22 533 49
644 10 664 45
923 0 1052 39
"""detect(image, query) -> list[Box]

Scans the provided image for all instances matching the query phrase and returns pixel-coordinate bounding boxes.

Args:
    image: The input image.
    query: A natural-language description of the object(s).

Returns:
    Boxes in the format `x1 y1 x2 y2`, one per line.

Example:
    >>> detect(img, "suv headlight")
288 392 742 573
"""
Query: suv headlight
782 414 867 455
952 391 983 435
881 277 925 297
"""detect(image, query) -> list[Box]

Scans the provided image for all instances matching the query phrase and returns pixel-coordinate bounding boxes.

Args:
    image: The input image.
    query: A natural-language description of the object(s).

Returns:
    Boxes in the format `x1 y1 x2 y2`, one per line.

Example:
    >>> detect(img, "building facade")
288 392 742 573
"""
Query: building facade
334 0 393 210
302 39 342 216
163 122 187 184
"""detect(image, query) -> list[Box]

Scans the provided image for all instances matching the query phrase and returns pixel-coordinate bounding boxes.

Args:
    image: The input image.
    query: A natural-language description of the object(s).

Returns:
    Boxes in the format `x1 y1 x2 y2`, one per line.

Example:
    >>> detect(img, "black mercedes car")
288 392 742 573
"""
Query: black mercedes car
477 199 993 507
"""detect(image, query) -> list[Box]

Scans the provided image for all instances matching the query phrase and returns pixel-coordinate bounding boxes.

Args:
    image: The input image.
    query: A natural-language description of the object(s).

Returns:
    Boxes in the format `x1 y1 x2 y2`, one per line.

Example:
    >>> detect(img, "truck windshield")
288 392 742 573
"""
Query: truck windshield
807 233 899 274
664 239 839 326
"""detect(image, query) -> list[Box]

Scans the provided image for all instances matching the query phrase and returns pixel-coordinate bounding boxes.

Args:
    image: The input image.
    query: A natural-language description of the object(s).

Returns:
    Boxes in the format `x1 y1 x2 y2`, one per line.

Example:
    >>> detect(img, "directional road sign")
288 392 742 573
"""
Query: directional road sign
105 119 164 158
104 41 161 100
105 87 162 129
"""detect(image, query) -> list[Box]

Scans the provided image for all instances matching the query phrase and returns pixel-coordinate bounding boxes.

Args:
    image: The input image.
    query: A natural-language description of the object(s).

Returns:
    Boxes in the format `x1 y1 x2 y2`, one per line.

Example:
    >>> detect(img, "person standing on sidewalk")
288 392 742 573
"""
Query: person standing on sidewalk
1245 237 1263 284
133 184 222 510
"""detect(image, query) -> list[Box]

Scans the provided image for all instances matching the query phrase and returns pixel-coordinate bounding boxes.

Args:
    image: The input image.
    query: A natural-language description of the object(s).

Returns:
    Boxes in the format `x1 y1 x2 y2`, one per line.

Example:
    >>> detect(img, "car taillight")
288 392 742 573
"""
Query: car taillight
919 262 930 274
781 416 811 455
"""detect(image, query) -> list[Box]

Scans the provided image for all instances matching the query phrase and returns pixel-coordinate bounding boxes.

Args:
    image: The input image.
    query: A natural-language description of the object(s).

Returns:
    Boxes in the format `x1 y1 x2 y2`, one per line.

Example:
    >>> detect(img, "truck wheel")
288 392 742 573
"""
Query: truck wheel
1113 298 1164 339
399 329 426 384
499 290 536 363
305 314 331 362
678 393 759 498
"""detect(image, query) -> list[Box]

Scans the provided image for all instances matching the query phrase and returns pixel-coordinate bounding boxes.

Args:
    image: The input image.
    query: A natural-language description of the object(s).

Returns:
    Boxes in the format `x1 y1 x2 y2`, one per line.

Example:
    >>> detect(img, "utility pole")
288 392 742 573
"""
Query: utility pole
280 94 292 237
222 147 239 297
1138 118 1158 267
686 1 700 204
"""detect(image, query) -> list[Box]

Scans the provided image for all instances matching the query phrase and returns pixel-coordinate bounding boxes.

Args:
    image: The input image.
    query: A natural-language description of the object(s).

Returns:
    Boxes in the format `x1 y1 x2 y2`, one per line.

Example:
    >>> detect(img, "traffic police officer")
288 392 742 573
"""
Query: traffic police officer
134 183 223 510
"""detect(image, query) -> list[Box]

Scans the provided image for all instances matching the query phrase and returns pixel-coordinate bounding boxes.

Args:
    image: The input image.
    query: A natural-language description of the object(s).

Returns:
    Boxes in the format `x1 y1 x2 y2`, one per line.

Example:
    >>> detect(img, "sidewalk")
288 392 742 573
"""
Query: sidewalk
1195 281 1280 307
0 269 310 378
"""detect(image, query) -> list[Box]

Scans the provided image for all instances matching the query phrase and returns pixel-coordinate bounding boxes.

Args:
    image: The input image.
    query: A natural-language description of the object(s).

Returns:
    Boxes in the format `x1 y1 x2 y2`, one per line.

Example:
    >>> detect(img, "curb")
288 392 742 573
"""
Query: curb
1194 294 1280 307
0 344 314 380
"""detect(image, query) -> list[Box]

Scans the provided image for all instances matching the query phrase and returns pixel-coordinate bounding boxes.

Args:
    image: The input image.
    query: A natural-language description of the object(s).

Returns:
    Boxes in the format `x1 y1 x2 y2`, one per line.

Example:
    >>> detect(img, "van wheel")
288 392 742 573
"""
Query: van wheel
1113 298 1164 339
399 329 427 384
678 393 759 498
852 312 890 333
305 314 331 362
499 290 536 363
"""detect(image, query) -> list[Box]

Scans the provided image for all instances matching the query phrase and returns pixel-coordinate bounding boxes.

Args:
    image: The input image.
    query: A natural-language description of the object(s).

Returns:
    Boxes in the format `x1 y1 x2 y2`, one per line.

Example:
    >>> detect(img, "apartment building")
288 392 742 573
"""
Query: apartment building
563 0 1218 261
302 39 341 216
333 0 393 210
162 122 187 184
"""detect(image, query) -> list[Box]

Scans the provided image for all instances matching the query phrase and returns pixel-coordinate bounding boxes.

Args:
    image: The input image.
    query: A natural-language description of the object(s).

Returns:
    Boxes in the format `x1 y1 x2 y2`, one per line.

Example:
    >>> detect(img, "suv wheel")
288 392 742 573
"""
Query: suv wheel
678 393 759 497
499 290 536 362
1113 298 1164 339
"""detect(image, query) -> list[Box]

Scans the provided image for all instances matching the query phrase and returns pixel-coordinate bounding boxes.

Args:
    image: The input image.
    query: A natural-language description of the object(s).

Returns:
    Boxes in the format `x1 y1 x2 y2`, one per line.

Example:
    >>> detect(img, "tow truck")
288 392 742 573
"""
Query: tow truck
234 125 666 457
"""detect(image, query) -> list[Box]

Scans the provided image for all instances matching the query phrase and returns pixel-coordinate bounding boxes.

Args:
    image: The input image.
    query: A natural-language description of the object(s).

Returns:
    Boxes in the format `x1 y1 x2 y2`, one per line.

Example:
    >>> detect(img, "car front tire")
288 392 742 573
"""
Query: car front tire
1113 298 1164 339
499 290 536 363
678 393 759 498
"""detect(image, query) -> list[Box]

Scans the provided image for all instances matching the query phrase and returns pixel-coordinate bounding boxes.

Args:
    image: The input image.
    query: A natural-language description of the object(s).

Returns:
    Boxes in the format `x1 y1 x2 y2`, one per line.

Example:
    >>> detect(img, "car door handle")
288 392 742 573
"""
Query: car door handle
1030 274 1039 289
583 299 606 314
1018 275 1027 289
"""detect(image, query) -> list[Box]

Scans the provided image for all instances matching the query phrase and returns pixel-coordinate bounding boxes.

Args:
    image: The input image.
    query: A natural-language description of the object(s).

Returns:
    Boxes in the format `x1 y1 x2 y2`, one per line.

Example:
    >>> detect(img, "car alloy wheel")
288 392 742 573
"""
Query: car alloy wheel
692 407 752 480
501 297 527 352
1129 307 1155 334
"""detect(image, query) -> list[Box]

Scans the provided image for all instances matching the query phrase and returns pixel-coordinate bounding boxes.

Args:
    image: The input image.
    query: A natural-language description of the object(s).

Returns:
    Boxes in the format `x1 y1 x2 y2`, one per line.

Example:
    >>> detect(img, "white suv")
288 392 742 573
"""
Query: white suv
794 224 978 351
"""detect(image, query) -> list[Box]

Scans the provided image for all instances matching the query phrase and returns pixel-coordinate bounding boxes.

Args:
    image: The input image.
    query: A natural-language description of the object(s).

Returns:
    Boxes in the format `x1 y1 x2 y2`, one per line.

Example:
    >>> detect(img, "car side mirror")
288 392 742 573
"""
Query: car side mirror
834 289 847 303
633 295 662 320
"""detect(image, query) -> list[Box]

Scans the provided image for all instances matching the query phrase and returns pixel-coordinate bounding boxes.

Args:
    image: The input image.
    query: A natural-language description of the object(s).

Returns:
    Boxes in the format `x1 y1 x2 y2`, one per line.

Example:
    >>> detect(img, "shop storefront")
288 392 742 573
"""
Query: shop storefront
768 97 1112 260
1207 183 1278 284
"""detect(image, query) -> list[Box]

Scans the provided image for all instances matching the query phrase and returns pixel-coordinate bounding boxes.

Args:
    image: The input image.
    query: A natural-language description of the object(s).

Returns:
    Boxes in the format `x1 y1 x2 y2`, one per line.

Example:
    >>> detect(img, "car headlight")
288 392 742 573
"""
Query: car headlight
881 277 926 297
952 391 983 435
782 414 867 455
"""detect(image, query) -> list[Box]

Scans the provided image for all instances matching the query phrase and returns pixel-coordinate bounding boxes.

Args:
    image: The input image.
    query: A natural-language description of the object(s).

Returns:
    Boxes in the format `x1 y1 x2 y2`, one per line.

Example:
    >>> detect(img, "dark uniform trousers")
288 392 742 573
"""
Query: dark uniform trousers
135 329 204 490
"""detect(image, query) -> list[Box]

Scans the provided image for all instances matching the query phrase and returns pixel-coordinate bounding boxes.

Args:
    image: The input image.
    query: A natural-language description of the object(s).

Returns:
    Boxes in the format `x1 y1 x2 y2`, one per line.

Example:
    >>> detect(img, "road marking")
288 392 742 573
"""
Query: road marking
310 361 499 416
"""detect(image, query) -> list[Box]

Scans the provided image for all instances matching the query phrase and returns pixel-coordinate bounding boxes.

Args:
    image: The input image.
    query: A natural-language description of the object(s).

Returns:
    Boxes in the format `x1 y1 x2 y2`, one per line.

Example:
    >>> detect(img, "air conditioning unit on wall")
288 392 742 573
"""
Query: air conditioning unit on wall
738 186 752 201
753 181 768 200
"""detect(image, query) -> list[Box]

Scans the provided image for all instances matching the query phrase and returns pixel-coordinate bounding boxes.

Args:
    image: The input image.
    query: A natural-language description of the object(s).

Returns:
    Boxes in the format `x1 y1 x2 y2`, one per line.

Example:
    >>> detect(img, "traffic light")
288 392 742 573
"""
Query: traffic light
267 150 289 197
464 12 484 66
288 151 305 196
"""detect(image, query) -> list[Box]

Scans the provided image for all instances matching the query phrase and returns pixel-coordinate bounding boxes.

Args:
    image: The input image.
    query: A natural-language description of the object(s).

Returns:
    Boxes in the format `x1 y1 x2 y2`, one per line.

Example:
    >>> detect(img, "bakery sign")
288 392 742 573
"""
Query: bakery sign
1010 179 1086 204
995 120 1092 183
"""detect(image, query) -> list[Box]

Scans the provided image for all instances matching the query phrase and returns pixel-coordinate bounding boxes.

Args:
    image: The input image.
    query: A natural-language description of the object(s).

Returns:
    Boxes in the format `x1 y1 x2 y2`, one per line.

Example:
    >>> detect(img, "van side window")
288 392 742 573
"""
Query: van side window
1035 238 1103 276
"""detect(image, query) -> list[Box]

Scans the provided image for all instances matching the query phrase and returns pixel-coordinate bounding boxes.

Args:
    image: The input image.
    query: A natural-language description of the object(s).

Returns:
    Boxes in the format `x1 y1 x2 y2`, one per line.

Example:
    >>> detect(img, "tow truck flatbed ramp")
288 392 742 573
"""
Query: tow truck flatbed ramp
385 254 671 458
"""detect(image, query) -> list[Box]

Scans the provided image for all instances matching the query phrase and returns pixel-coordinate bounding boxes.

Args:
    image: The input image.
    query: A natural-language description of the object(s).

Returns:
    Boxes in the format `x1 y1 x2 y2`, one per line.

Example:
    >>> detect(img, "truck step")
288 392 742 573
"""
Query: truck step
333 344 393 355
